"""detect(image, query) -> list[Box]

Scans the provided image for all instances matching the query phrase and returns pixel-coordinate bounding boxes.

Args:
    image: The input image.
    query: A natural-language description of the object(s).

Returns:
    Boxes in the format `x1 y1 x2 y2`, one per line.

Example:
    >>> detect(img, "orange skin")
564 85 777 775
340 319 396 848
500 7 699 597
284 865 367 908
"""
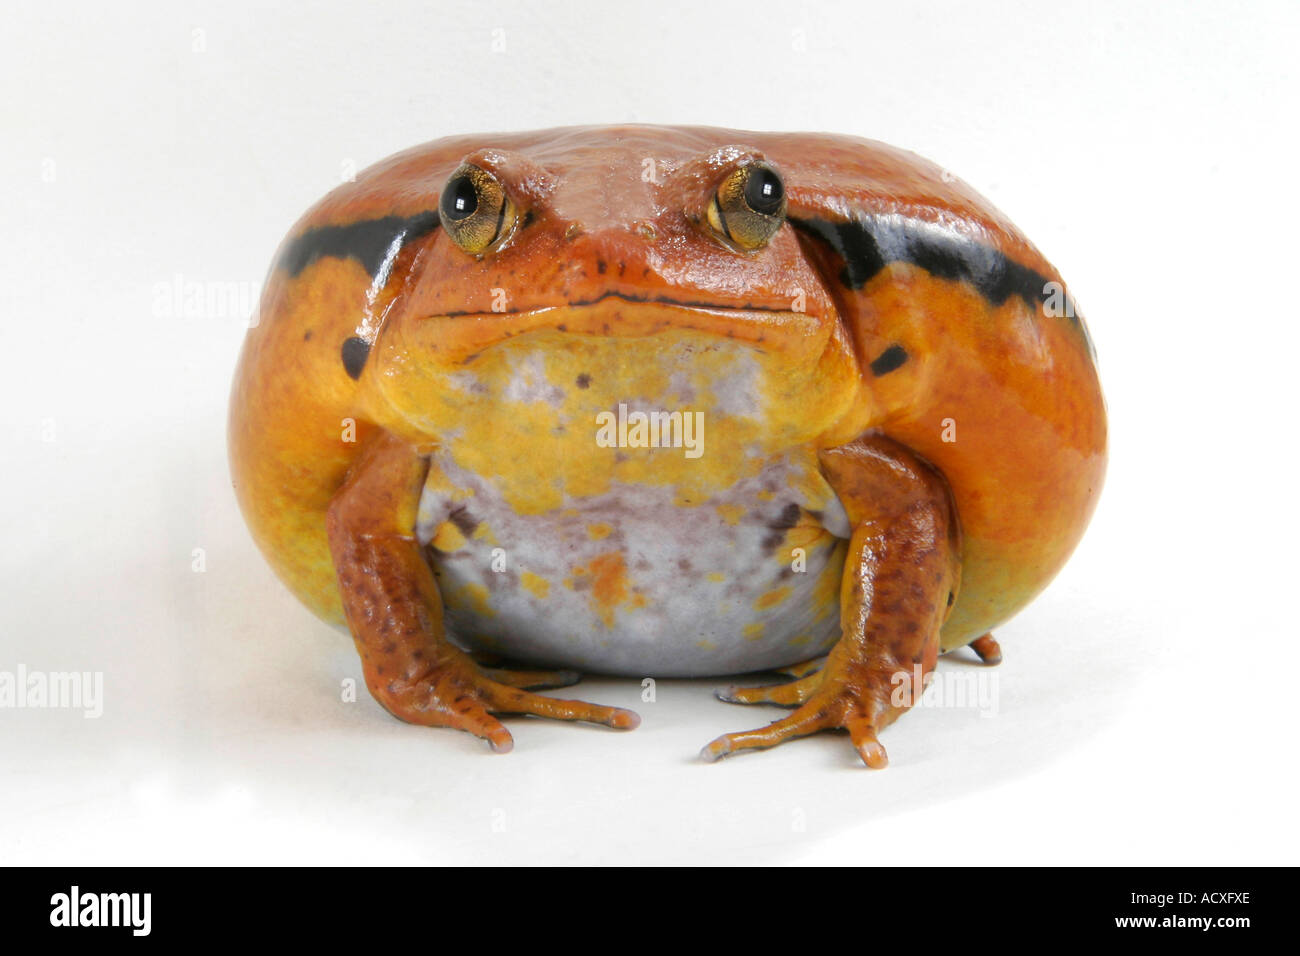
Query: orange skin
229 126 1106 766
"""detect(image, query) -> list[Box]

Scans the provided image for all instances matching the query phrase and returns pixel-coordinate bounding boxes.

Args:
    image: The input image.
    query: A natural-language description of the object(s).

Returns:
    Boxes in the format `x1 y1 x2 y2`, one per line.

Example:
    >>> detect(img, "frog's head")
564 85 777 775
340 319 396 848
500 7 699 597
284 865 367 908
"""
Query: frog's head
363 128 866 502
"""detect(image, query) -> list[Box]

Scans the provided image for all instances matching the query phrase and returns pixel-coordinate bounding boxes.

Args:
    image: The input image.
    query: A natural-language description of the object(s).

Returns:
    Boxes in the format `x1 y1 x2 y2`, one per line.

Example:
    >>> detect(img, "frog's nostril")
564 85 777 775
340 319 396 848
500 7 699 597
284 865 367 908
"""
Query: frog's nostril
634 220 657 242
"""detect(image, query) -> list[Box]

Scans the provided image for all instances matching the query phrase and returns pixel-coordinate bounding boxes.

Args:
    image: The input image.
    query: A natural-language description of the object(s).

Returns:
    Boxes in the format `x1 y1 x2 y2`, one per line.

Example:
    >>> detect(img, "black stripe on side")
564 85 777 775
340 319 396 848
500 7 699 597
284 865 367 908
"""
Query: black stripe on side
278 211 440 279
790 215 1078 320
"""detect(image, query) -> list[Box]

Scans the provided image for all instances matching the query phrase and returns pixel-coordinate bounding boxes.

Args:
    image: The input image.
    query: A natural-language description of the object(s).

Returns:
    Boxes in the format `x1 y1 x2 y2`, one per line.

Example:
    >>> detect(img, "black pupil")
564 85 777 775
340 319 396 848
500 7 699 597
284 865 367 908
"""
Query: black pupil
745 167 784 215
441 175 478 221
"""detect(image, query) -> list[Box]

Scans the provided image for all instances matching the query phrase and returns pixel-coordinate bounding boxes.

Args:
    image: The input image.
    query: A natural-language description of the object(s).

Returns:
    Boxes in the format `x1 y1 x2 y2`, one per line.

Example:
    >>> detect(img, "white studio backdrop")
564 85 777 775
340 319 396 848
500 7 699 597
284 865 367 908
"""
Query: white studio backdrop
0 0 1296 864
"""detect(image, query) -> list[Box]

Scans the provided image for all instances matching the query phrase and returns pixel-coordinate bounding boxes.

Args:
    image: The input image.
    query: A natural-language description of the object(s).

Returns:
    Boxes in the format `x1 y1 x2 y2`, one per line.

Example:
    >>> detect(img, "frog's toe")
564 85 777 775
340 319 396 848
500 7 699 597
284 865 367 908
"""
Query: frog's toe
700 704 832 762
471 715 515 754
845 717 888 769
968 633 1002 665
483 684 641 730
480 666 583 690
714 672 818 706
702 703 890 768
388 691 515 754
702 674 898 768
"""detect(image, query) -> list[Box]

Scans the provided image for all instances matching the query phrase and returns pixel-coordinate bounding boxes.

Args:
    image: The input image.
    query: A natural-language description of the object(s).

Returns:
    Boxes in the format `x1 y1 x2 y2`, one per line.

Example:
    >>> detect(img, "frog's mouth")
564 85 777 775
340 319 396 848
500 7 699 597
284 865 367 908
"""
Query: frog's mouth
412 294 835 367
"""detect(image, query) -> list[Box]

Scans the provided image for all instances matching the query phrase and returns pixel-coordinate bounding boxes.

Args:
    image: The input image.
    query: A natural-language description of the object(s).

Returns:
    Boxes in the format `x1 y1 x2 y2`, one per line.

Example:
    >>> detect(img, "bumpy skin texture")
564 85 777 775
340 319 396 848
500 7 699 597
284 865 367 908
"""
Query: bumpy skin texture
228 125 1106 765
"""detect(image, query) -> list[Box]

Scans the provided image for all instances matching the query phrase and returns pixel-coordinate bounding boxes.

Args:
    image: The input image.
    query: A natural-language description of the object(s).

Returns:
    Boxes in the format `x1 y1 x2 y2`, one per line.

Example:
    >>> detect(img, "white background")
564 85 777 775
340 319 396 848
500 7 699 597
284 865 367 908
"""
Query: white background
2 0 1296 865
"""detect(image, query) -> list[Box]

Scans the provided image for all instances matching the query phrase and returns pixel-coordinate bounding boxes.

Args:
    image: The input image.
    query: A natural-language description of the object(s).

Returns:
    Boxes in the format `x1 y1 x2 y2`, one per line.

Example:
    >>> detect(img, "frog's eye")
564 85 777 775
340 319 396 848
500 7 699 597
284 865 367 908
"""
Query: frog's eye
438 163 518 254
707 162 786 251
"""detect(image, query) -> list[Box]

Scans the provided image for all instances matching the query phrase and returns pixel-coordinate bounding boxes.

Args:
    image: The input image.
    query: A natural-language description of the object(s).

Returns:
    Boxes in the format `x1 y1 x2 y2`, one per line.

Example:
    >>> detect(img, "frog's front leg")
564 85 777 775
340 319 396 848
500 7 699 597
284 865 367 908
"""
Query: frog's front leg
703 435 959 768
326 431 640 752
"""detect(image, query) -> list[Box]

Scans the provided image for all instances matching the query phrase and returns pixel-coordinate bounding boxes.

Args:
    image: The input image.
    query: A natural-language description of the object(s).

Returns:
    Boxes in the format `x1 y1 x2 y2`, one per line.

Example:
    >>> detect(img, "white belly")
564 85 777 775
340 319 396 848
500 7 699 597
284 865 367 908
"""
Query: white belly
416 449 850 677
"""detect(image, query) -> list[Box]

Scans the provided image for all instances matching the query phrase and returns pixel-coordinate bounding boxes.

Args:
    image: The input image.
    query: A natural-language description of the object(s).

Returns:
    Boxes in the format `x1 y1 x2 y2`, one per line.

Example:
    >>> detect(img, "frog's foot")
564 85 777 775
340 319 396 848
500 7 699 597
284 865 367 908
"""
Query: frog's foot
968 633 1002 665
702 665 894 769
373 653 640 754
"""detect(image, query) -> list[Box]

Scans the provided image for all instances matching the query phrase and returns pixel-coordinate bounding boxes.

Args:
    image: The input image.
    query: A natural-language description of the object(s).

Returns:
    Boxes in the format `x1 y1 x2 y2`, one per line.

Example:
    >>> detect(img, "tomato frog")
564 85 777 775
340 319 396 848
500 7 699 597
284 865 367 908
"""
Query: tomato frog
228 125 1106 767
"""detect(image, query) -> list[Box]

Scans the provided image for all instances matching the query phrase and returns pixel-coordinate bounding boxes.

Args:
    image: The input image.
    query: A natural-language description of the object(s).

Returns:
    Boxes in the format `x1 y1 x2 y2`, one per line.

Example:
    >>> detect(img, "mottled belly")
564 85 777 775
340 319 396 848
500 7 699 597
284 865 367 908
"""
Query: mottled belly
415 449 850 677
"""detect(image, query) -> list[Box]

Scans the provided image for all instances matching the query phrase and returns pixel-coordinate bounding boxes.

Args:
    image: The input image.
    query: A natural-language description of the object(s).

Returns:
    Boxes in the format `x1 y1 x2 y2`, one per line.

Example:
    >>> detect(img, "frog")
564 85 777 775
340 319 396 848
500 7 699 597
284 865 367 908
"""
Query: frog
228 125 1106 767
